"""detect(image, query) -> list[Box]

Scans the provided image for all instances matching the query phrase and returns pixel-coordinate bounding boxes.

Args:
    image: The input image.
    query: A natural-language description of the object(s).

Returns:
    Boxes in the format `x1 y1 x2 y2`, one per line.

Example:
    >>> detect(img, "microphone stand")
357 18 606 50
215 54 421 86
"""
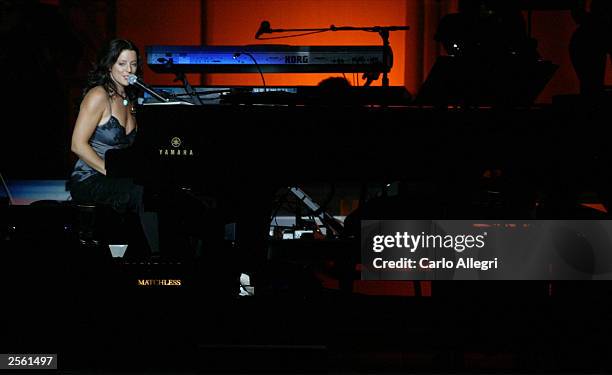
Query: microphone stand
174 71 204 105
159 57 204 105
259 24 409 87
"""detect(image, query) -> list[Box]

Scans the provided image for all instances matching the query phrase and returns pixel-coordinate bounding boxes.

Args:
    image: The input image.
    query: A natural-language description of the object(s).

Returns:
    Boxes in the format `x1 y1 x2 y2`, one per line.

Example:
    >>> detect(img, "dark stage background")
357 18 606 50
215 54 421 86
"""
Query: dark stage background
1 0 611 179
2 0 612 374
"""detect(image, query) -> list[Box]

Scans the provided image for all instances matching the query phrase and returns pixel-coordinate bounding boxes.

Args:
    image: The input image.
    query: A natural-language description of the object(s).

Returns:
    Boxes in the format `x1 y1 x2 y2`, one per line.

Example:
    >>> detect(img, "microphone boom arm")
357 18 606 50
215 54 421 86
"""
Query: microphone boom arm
143 86 169 103
257 24 409 37
255 22 409 86
128 74 170 103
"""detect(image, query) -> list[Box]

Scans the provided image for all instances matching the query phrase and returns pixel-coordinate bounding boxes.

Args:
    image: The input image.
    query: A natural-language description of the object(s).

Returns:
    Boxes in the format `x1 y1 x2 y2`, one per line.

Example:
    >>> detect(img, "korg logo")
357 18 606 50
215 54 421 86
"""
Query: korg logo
285 55 309 64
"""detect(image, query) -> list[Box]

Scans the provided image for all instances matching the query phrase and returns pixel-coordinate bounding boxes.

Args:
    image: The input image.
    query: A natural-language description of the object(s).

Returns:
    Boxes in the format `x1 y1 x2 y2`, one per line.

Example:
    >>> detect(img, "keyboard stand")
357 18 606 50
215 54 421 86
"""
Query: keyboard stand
288 186 344 238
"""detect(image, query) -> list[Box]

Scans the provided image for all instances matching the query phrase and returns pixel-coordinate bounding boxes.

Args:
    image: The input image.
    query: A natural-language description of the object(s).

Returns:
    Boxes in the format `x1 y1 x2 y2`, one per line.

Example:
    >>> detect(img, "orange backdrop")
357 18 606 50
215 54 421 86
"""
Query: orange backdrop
204 0 410 89
116 0 203 86
116 0 612 102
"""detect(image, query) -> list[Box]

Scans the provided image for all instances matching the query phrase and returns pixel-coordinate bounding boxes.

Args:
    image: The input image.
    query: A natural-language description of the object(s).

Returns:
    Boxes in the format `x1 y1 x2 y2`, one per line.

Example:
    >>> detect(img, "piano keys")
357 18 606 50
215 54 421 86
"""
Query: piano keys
139 85 412 106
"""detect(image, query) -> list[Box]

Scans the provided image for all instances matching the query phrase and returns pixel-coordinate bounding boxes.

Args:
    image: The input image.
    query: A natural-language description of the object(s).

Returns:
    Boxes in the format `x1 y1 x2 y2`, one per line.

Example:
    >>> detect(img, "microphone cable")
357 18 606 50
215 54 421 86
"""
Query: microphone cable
233 52 267 92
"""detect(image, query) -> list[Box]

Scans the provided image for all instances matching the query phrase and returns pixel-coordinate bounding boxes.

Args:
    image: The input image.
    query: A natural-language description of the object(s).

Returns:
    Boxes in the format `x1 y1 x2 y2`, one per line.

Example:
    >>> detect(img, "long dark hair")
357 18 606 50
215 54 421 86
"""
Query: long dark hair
85 38 141 102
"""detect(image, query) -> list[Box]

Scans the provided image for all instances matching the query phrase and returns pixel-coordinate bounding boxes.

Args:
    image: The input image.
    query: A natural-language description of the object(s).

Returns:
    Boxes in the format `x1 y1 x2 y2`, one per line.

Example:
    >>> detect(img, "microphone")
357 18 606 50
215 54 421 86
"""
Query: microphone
127 74 169 103
255 20 271 39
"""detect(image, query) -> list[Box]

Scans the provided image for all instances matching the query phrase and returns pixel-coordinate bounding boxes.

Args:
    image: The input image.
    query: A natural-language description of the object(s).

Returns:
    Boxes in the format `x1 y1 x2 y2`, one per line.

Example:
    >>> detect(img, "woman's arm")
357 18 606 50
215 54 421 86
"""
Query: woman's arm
70 87 108 175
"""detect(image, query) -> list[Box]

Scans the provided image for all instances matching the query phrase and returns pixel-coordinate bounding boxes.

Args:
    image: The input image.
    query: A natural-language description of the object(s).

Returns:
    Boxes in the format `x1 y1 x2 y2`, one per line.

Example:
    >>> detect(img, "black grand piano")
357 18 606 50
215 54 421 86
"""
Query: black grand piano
104 101 611 265
104 43 610 264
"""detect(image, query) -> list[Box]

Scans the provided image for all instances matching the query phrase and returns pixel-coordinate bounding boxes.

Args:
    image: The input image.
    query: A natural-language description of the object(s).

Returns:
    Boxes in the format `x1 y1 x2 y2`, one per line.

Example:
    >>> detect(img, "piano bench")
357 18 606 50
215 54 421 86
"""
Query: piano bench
71 202 135 248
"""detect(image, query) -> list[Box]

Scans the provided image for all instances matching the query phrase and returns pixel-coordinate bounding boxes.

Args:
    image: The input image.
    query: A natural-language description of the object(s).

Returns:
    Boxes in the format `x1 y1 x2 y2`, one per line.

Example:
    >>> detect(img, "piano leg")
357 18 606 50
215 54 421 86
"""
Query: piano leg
155 188 223 261
140 210 159 254
217 181 279 283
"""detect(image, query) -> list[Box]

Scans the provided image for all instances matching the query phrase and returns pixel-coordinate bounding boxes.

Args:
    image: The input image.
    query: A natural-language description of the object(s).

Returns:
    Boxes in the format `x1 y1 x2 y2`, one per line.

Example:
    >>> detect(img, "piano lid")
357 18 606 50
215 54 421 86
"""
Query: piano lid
146 45 392 74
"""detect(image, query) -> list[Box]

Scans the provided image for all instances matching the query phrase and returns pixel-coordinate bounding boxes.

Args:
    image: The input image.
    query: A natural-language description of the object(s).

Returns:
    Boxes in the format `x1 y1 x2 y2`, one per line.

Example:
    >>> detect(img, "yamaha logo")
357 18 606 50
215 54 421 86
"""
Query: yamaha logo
171 137 182 148
159 136 194 156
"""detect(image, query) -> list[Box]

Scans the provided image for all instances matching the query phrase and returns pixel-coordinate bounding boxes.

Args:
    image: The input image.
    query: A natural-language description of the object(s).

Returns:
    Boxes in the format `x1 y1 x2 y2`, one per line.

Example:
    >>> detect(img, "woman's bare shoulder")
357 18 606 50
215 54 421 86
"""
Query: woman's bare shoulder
82 86 109 109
